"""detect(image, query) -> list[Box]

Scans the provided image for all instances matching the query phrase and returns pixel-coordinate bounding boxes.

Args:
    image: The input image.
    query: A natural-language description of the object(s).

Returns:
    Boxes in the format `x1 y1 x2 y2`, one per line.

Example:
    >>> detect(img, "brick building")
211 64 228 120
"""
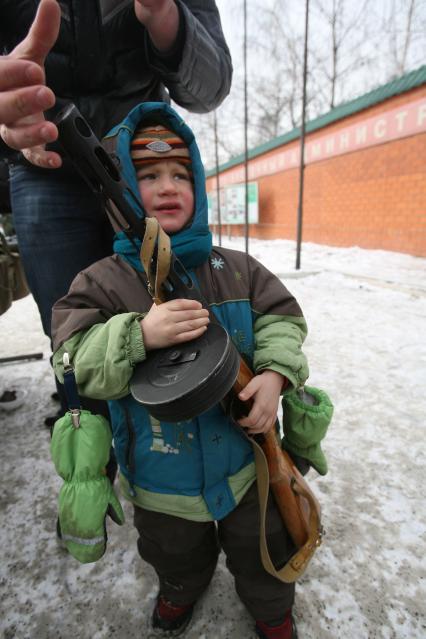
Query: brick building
206 66 426 257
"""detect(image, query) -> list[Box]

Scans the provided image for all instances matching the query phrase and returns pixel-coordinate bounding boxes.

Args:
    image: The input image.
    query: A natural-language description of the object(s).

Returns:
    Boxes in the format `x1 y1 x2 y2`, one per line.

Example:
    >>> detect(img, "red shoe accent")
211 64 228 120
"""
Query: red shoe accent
156 595 193 622
255 610 295 639
152 595 194 635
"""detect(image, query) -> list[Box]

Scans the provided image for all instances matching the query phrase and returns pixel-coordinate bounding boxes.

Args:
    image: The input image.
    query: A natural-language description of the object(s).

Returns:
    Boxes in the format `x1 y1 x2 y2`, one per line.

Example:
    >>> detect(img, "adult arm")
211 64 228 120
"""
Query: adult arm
137 0 233 113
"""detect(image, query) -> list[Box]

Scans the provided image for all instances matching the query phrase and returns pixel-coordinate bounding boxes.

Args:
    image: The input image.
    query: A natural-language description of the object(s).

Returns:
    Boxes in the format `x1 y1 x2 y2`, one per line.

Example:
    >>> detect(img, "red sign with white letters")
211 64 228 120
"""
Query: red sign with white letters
219 98 426 186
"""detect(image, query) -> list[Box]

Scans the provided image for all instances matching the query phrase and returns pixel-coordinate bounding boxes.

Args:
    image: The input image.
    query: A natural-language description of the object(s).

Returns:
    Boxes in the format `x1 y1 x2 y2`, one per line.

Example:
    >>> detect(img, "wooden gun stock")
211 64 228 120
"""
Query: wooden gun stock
232 357 322 577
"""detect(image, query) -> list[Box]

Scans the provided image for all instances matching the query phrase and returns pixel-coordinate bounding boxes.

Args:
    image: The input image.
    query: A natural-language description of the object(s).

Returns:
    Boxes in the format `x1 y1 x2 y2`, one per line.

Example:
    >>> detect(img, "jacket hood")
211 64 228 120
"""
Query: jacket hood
105 102 212 271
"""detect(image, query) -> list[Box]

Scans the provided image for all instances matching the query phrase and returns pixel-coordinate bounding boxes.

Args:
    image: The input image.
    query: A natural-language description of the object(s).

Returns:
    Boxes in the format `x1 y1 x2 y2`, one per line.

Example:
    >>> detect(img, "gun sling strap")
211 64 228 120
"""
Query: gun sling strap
139 217 171 304
249 435 322 582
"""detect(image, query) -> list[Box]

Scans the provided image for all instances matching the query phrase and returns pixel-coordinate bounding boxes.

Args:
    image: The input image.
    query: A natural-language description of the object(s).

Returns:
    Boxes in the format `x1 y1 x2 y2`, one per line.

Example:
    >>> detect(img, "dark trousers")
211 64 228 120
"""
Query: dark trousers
133 482 296 624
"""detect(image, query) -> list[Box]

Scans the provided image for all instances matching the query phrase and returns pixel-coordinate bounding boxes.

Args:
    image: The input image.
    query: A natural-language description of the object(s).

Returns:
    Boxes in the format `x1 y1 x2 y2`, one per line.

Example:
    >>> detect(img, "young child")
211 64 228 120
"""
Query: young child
52 102 313 639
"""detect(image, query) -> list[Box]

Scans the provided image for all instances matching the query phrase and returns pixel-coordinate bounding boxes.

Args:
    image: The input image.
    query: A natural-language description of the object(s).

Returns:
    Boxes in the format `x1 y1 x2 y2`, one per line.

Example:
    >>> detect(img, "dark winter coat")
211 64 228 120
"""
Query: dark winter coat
0 0 232 150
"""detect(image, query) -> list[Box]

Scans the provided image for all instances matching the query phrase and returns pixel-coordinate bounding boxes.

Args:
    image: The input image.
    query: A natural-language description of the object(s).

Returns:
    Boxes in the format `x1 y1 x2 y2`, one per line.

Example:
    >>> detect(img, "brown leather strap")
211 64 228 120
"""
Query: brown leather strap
251 437 323 583
139 217 171 304
139 217 157 286
105 199 132 235
155 223 172 303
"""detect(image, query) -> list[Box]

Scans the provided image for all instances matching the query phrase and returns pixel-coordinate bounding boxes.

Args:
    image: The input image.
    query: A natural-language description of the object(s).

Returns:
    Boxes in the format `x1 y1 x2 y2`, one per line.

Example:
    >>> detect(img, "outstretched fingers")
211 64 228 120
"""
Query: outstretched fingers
0 57 55 127
22 143 62 168
1 116 60 167
0 85 55 126
0 1 62 165
11 0 61 67
0 59 43 93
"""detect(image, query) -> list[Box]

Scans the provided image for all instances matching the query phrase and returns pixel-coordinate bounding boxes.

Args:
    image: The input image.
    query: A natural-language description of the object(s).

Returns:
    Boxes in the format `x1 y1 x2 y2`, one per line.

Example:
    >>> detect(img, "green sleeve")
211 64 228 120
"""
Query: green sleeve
253 314 309 391
53 312 146 400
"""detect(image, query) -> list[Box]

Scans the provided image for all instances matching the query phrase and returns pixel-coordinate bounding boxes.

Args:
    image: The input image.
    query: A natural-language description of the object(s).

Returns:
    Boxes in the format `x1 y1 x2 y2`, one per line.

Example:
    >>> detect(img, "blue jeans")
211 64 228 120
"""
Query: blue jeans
9 164 114 336
9 164 114 418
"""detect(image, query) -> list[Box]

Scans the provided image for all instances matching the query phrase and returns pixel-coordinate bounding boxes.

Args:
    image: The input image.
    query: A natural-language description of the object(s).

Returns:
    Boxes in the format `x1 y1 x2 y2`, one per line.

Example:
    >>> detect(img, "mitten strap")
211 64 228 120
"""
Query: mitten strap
62 353 81 427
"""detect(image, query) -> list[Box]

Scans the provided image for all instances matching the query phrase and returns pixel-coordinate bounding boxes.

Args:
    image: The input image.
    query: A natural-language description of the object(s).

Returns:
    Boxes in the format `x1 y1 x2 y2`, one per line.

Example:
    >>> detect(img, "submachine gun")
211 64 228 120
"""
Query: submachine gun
55 103 322 583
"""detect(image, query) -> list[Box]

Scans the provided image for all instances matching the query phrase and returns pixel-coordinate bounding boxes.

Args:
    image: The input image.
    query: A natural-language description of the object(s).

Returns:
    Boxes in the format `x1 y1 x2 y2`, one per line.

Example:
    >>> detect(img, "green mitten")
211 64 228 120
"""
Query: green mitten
51 410 125 563
281 386 333 475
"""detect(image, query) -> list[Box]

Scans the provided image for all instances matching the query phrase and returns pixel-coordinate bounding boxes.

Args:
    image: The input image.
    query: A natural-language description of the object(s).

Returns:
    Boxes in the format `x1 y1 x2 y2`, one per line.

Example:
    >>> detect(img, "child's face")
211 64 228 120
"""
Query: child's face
137 160 194 235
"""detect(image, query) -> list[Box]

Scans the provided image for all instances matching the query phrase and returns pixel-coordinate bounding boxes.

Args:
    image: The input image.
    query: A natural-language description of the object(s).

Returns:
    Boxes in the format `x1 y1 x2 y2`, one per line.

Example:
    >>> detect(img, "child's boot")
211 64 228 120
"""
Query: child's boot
152 594 194 636
255 609 298 639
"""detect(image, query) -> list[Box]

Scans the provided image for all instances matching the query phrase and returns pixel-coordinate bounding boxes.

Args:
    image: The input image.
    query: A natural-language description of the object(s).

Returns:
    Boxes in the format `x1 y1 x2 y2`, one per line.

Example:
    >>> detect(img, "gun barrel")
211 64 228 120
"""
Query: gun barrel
55 103 146 240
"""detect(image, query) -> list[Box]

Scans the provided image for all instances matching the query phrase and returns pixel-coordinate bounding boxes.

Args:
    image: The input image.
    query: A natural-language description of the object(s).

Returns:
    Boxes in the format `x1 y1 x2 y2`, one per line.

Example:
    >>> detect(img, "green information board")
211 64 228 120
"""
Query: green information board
208 182 258 225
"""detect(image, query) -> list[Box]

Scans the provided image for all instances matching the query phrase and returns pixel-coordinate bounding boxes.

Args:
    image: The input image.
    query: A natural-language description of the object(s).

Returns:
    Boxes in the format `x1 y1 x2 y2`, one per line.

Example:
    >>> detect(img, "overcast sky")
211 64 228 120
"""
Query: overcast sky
215 0 426 75
181 1 426 167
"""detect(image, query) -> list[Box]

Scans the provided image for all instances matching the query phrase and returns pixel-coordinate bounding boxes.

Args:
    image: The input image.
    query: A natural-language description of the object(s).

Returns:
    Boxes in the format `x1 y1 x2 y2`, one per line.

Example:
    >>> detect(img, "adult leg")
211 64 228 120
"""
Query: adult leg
133 505 220 605
9 165 114 336
9 164 114 417
218 482 296 624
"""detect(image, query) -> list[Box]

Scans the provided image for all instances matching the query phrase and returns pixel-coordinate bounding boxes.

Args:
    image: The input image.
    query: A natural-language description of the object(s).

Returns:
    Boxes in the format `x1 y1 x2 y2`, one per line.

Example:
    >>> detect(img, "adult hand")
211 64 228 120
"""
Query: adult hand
140 299 209 350
134 0 180 52
237 370 285 435
0 0 61 168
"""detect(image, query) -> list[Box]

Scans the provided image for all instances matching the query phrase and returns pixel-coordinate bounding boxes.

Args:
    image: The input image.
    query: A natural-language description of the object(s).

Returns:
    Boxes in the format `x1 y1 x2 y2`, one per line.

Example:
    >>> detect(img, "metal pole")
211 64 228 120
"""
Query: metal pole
213 111 222 246
295 0 310 270
243 0 249 254
0 353 43 364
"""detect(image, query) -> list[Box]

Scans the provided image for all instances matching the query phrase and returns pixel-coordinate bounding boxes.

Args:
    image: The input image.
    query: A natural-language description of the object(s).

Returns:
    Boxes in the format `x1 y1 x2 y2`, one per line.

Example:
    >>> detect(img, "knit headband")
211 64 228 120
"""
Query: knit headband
131 124 192 174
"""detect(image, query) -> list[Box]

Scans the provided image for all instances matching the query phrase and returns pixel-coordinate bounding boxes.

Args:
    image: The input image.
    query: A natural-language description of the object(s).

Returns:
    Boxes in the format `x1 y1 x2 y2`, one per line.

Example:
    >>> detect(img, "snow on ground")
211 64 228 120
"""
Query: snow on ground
0 238 425 639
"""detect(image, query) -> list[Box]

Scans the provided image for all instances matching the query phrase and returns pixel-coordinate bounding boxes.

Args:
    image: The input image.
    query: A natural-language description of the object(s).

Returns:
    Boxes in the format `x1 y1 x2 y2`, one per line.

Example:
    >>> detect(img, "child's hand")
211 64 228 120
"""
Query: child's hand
237 370 285 435
140 299 209 350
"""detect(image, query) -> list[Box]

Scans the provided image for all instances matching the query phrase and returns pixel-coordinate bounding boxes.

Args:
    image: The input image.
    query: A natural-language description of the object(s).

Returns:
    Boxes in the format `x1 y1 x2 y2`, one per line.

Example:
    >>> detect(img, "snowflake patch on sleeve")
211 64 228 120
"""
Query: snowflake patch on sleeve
211 256 225 270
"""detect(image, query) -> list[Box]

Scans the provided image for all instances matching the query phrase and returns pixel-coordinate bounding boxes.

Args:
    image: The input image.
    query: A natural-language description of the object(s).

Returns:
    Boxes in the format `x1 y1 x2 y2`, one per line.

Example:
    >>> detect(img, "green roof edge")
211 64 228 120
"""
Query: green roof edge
206 64 426 177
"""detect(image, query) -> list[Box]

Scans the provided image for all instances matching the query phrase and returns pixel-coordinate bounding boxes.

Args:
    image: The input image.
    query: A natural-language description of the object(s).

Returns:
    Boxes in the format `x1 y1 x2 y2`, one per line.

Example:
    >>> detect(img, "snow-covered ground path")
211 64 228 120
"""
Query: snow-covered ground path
1 238 425 639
